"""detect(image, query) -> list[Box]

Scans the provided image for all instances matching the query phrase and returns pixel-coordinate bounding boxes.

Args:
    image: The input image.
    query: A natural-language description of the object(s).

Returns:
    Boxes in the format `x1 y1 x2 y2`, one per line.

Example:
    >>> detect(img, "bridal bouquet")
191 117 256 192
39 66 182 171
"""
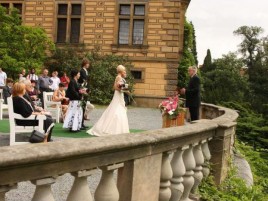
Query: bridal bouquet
159 96 185 119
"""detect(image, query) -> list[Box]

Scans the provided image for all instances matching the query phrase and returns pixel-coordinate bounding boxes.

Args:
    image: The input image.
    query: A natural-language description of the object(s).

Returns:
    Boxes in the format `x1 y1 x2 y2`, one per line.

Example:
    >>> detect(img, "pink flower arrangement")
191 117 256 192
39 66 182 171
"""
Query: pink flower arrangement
159 96 185 119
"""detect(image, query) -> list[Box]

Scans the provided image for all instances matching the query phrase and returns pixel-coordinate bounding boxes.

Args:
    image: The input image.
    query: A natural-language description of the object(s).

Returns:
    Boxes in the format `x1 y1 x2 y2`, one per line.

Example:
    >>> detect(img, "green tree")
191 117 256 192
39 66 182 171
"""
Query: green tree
202 53 248 104
233 26 263 70
234 26 268 114
44 44 87 76
178 19 196 89
202 49 213 72
0 6 55 79
191 22 198 66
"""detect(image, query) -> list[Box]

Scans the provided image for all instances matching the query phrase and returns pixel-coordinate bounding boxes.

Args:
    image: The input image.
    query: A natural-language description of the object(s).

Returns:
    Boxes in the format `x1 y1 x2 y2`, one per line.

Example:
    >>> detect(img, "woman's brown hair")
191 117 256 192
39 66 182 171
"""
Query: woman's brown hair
12 82 25 97
81 58 90 68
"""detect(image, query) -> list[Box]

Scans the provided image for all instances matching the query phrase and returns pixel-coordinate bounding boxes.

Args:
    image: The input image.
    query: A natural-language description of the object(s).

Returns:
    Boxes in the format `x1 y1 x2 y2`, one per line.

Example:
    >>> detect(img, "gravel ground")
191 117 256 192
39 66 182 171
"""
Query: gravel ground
1 106 162 201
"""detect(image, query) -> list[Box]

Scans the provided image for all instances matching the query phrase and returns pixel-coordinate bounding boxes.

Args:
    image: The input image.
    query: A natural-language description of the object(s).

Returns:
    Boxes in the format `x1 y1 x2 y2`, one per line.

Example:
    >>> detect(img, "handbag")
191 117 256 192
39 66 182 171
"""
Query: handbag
29 129 48 143
29 122 55 143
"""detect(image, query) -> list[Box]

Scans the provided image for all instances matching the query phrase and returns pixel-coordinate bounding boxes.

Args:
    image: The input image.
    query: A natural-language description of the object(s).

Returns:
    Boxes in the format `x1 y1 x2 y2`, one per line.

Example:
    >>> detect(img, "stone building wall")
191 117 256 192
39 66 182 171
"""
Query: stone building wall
0 0 191 107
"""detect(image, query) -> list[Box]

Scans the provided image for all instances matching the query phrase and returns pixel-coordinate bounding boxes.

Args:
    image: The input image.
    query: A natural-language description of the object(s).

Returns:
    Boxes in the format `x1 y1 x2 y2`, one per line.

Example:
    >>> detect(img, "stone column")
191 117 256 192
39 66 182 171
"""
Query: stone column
67 169 97 201
0 184 17 201
159 152 173 201
202 138 212 178
170 146 187 201
117 154 162 201
191 142 204 195
95 163 124 201
181 145 196 201
210 122 236 185
31 177 56 201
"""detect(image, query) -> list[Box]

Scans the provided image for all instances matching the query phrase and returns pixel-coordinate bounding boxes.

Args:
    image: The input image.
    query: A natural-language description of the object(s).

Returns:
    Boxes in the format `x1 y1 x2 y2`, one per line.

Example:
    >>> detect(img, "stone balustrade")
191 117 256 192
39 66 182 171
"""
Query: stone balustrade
0 102 238 201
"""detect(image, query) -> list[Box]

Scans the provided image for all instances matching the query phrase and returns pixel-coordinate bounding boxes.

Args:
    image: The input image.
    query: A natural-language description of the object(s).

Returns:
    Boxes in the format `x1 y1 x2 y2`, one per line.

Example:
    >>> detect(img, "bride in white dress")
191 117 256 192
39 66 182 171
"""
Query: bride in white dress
87 65 130 136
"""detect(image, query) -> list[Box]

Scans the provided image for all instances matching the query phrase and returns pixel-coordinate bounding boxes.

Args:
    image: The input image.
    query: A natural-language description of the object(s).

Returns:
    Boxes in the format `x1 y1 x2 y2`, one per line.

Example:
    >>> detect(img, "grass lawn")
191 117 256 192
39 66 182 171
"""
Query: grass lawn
0 120 144 138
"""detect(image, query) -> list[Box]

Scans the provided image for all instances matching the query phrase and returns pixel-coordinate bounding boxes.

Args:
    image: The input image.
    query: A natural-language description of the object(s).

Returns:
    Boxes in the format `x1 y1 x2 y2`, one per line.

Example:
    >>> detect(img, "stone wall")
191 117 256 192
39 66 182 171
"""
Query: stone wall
0 102 238 200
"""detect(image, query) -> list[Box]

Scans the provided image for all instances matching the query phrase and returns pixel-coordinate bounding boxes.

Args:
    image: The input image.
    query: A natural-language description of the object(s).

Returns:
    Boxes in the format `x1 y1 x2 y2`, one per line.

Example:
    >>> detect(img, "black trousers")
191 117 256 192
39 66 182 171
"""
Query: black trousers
189 106 200 121
16 115 54 141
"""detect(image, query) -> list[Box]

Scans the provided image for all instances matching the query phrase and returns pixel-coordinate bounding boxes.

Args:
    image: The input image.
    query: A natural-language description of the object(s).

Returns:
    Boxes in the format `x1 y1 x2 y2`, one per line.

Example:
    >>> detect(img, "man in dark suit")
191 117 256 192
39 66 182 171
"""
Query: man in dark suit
78 59 90 87
78 59 90 128
180 66 201 121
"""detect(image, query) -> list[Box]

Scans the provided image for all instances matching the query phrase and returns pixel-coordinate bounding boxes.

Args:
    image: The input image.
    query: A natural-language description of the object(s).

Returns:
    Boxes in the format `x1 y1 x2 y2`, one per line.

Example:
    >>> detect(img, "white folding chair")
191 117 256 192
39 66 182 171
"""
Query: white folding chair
7 97 46 146
0 89 8 120
43 92 61 123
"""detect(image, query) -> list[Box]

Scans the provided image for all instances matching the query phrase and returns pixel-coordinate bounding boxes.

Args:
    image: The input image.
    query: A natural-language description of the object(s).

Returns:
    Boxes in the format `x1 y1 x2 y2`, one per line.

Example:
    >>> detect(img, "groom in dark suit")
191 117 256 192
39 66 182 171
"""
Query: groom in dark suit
78 59 90 128
180 66 201 121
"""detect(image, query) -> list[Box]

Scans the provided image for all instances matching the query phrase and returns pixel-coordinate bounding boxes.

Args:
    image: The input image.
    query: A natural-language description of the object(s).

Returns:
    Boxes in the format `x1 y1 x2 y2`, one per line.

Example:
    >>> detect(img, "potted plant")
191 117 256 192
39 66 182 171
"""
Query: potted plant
159 96 186 128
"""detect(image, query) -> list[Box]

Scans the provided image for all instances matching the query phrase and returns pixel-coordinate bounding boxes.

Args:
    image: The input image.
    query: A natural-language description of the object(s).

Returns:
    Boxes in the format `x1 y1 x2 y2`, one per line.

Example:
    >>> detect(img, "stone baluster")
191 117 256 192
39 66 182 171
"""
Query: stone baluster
159 152 173 201
191 142 204 197
201 138 212 178
95 163 124 201
31 177 56 201
181 145 196 201
170 146 187 201
67 169 98 201
0 184 17 201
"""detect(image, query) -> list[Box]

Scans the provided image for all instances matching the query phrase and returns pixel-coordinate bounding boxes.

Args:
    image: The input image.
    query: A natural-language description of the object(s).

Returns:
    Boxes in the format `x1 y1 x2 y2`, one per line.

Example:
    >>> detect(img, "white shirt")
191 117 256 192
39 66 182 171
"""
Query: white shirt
50 77 61 90
0 71 7 87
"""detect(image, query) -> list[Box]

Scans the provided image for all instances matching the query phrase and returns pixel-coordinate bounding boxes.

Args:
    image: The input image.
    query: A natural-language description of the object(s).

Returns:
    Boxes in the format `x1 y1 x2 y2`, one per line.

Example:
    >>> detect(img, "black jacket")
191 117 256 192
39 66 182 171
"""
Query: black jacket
78 68 89 86
185 75 201 107
66 79 82 100
2 86 12 104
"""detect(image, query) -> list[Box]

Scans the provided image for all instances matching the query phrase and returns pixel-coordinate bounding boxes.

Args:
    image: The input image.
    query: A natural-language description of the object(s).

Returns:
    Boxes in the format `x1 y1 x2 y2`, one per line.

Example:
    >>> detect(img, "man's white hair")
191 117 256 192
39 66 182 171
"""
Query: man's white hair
20 78 31 85
189 66 198 73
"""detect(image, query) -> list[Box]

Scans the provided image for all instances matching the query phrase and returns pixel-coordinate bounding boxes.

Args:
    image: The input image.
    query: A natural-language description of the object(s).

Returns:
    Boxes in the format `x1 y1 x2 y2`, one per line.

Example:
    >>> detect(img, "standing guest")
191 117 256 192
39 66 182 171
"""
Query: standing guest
78 59 90 128
60 72 70 89
21 68 26 78
18 68 27 82
27 68 39 84
180 66 201 121
12 82 54 142
53 83 69 119
0 68 7 89
50 71 61 91
87 65 129 136
78 59 90 87
2 78 13 104
38 68 53 106
64 70 87 132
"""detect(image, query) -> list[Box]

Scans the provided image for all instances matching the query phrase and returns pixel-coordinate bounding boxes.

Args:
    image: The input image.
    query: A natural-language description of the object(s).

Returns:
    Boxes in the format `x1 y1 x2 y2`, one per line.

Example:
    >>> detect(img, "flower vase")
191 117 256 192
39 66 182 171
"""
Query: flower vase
162 112 185 128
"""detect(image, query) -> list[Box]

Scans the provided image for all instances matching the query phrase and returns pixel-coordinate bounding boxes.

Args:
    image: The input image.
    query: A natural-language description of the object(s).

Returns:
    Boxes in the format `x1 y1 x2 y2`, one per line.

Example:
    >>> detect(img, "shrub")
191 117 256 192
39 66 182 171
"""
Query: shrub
46 47 134 104
86 50 134 104
199 142 268 201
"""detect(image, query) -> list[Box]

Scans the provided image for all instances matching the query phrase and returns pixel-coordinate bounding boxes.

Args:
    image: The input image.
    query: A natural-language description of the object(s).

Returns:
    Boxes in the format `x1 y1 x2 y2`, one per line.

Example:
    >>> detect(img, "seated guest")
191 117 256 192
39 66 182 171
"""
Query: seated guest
60 72 70 90
21 79 46 113
2 78 13 104
52 83 69 119
12 82 54 142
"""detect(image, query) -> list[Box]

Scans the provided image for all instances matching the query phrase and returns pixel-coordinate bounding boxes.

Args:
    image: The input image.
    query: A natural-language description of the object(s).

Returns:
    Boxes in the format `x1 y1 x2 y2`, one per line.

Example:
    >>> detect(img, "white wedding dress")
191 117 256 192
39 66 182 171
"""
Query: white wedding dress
87 89 129 136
